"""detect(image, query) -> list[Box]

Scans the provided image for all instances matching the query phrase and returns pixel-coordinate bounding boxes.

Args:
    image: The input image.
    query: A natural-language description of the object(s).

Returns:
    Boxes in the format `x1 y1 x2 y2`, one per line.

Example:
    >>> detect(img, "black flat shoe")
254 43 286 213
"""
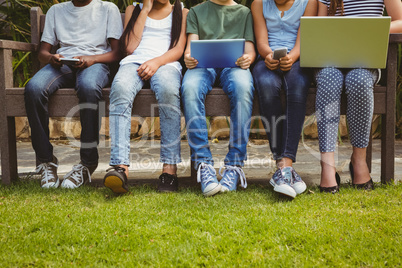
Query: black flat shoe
319 172 340 194
349 162 374 190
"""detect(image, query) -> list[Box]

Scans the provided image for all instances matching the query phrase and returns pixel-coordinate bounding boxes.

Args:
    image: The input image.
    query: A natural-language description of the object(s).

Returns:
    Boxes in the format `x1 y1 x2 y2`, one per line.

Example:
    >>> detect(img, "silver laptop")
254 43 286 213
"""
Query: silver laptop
300 17 391 69
191 39 245 68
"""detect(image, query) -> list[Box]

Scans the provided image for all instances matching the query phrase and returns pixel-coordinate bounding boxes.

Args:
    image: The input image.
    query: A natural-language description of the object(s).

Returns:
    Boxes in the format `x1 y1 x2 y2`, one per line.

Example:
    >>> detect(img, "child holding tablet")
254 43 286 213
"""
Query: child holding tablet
181 0 256 196
251 0 317 198
103 0 188 193
24 0 122 189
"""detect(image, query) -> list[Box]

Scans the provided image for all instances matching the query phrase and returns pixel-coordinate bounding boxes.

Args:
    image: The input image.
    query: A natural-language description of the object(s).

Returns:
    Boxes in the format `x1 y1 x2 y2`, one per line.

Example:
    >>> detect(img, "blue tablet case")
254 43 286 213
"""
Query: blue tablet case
191 39 245 68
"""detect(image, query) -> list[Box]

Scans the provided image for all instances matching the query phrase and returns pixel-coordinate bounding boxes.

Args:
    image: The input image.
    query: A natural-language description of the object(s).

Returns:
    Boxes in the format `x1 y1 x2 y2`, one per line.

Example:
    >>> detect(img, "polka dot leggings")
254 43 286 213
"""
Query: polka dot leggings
315 67 379 152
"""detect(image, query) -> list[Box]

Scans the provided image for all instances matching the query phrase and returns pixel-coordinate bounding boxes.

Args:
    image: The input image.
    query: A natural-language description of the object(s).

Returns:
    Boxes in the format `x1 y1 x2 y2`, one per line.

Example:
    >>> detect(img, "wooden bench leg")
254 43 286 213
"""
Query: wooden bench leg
191 160 197 181
0 116 18 185
366 128 373 173
380 42 397 184
381 113 395 184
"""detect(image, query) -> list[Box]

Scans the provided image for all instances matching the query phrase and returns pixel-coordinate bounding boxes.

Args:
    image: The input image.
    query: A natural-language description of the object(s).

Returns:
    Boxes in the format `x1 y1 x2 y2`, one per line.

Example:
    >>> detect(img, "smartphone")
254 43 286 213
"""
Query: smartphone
60 58 80 65
272 47 288 60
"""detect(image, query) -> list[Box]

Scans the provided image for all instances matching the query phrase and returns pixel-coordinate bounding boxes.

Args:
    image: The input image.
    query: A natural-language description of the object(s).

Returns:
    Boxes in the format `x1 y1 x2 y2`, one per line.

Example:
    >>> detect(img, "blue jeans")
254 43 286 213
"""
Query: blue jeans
109 63 182 166
181 67 254 168
253 60 311 162
25 63 110 166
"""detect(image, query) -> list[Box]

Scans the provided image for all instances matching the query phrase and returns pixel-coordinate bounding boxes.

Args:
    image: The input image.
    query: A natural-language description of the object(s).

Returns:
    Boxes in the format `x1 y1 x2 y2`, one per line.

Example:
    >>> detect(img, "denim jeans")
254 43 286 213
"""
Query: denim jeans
181 67 254 168
109 63 182 166
253 60 311 162
25 63 110 166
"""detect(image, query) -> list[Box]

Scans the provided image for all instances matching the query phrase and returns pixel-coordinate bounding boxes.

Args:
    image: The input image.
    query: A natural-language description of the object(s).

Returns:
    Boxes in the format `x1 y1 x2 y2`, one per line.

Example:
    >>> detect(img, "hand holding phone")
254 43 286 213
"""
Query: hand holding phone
272 47 288 60
59 58 80 65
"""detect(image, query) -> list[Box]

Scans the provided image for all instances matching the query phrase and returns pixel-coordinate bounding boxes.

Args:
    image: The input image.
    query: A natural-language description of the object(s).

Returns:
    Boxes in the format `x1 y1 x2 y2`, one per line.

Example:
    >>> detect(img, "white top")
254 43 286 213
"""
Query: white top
120 4 182 72
41 0 123 58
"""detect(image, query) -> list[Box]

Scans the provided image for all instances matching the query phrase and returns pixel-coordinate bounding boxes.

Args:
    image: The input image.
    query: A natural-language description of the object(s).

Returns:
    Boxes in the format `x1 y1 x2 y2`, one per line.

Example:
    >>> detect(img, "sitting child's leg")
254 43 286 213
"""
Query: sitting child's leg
181 68 221 196
104 64 144 194
218 68 254 192
150 65 182 192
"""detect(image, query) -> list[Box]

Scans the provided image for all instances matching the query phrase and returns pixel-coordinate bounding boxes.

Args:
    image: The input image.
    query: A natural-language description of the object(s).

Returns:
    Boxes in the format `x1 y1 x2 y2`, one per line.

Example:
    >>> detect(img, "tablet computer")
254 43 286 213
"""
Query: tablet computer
191 39 245 68
300 17 391 68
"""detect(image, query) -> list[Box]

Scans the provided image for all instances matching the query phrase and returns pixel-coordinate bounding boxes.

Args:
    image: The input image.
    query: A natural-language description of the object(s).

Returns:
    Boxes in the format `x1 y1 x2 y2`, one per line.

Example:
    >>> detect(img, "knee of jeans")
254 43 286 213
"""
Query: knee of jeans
345 69 374 95
24 80 47 102
155 85 180 106
232 83 254 104
76 83 102 103
181 82 204 104
287 91 308 104
255 76 281 97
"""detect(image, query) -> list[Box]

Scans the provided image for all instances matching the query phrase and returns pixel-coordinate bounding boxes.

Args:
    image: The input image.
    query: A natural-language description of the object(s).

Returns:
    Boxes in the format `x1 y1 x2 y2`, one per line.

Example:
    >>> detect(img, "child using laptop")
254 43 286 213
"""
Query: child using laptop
315 0 402 193
181 0 256 196
103 0 188 193
251 0 317 199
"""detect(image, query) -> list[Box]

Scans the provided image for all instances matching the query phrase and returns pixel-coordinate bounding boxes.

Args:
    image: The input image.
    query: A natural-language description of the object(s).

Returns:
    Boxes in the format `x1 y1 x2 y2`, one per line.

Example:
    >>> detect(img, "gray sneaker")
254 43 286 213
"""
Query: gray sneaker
61 163 97 189
291 168 307 194
36 156 60 188
269 167 297 198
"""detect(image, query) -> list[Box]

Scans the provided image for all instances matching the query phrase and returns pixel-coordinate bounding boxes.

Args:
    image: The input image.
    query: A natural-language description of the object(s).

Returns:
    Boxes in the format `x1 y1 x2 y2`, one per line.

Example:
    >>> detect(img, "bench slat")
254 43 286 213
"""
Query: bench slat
6 86 387 117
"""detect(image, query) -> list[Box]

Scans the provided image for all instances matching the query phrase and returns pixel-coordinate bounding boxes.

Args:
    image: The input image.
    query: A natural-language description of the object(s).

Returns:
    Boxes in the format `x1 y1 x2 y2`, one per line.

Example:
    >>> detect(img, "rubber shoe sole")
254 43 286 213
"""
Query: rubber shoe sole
104 175 129 194
203 183 222 197
270 178 296 198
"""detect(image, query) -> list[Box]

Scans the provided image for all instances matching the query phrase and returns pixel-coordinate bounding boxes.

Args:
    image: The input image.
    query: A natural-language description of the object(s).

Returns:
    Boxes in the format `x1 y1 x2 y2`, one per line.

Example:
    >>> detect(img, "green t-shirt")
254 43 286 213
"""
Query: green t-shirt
186 1 254 43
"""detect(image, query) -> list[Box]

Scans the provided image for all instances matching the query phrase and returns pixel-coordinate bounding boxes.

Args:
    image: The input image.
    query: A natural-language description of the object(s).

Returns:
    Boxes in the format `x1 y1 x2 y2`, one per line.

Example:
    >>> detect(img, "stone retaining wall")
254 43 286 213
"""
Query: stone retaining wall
15 115 363 141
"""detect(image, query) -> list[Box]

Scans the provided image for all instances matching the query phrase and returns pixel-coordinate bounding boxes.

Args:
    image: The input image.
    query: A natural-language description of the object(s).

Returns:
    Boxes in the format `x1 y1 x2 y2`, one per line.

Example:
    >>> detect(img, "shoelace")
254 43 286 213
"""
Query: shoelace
63 164 91 185
219 165 247 188
36 162 58 185
197 163 216 185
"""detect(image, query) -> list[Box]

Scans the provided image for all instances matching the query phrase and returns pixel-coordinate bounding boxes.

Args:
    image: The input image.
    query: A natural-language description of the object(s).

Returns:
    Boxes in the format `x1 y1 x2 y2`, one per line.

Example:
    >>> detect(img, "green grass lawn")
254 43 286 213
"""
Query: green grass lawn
1 180 401 267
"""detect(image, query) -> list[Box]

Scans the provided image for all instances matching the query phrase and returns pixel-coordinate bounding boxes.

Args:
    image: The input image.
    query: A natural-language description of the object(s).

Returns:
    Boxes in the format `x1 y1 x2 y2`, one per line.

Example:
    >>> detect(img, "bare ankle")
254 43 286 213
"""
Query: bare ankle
162 164 177 176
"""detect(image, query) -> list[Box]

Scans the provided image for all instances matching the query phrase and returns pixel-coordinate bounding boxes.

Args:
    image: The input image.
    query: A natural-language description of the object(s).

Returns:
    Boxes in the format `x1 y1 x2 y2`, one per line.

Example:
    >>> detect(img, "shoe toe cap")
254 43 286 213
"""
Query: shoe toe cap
220 185 230 192
61 179 77 189
292 182 307 194
203 183 221 196
41 179 59 189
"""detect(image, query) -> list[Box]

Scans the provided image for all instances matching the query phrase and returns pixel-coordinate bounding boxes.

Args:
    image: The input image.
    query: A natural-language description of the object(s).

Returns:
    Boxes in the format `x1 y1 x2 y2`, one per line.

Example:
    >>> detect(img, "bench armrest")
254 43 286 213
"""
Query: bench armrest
0 39 37 52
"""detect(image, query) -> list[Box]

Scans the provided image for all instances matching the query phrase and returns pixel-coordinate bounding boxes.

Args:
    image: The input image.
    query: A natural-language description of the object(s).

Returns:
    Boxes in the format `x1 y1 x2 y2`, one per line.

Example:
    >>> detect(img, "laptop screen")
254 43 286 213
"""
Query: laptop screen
300 17 391 69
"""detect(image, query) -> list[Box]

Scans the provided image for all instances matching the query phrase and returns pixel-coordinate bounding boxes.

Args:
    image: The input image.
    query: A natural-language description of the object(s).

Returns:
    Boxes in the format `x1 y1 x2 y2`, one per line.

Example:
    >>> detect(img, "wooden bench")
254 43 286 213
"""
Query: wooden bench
1 7 401 185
